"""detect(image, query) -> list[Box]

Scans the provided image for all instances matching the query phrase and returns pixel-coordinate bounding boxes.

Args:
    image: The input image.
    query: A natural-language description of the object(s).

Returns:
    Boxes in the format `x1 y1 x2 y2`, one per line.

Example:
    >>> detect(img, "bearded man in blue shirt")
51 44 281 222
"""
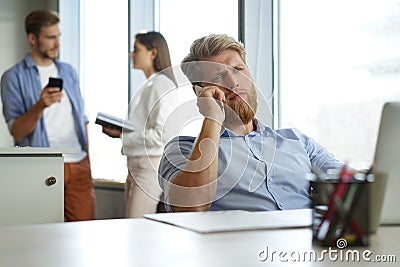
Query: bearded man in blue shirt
1 10 94 221
158 34 343 212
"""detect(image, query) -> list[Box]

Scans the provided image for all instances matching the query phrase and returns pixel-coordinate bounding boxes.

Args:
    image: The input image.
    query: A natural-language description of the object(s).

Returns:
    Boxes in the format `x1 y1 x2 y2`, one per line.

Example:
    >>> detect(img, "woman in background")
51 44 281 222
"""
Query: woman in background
102 31 178 218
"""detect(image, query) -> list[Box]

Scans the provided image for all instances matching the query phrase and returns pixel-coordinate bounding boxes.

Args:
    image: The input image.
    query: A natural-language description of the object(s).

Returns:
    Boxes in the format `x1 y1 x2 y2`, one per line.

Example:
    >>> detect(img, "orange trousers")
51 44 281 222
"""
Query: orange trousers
64 156 95 221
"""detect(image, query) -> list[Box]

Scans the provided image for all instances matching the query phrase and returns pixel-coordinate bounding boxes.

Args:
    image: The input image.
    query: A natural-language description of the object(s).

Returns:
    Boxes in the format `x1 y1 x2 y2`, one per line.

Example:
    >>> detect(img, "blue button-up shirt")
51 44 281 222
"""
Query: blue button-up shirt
1 53 88 149
158 120 343 211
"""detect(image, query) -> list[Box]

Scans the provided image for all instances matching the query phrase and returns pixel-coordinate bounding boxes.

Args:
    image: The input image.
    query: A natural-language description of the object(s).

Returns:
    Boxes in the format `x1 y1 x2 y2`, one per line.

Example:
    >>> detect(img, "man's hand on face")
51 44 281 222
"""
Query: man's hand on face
194 85 225 124
39 86 62 108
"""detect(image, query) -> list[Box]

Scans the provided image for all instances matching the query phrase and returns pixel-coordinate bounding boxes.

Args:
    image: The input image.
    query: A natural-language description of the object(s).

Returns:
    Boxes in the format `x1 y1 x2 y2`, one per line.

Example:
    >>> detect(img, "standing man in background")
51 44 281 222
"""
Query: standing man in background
0 9 94 221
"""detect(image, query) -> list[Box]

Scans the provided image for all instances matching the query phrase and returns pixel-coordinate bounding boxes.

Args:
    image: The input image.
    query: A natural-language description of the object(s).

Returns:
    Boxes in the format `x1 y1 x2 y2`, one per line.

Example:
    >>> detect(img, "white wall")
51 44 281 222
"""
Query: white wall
0 0 57 147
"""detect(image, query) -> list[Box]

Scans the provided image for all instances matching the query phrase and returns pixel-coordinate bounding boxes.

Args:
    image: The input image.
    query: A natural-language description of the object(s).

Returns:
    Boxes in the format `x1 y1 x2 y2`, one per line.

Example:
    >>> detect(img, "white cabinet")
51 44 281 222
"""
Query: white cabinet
0 148 64 227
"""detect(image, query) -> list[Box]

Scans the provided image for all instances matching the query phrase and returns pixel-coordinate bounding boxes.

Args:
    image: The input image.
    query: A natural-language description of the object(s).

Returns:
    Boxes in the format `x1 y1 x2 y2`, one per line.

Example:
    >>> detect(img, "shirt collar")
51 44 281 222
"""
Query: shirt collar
220 118 274 137
24 52 60 70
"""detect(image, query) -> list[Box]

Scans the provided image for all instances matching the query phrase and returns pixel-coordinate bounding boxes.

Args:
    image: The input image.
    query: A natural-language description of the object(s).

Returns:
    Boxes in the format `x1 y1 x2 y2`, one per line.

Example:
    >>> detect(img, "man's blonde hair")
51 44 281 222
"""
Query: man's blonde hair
182 34 246 64
181 34 246 83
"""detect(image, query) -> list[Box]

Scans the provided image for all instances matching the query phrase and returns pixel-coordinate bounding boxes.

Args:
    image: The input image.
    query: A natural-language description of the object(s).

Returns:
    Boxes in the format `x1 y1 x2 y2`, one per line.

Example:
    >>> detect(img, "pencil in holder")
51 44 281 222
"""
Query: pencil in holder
309 170 370 247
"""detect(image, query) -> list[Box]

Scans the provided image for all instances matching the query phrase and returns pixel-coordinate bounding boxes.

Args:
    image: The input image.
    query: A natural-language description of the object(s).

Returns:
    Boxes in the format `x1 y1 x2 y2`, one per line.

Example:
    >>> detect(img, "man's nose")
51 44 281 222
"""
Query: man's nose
55 37 60 47
225 71 239 90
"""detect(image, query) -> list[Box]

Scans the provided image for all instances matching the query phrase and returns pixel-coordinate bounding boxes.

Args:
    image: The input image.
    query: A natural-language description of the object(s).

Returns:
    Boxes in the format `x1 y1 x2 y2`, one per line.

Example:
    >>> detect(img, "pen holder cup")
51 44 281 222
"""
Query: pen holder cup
310 178 370 247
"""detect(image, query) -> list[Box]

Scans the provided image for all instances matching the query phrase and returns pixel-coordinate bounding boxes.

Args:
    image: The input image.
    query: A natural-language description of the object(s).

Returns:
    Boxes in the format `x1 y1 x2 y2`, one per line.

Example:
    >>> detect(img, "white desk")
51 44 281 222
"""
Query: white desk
0 215 398 267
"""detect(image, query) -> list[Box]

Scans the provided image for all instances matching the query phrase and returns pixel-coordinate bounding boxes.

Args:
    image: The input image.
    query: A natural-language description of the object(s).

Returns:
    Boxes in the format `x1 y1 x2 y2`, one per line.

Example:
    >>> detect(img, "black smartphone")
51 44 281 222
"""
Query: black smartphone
193 84 203 96
48 77 63 91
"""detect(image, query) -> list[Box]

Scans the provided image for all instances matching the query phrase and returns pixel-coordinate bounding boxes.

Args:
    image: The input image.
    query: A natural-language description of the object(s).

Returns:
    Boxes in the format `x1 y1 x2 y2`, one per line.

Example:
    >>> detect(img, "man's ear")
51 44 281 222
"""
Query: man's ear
27 33 37 46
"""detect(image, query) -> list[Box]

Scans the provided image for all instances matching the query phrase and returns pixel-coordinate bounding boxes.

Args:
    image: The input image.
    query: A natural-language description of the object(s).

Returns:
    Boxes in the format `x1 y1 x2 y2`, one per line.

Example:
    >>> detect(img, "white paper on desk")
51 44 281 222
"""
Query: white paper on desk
144 209 312 233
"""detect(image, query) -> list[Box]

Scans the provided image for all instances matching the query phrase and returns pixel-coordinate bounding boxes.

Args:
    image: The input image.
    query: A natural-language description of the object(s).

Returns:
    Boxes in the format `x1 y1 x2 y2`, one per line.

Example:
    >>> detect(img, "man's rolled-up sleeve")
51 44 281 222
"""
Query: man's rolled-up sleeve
158 136 196 212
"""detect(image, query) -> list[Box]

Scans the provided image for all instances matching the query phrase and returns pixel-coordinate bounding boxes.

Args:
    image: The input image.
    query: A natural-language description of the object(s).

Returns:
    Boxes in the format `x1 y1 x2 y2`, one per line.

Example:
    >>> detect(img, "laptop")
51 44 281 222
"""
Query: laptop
370 102 400 231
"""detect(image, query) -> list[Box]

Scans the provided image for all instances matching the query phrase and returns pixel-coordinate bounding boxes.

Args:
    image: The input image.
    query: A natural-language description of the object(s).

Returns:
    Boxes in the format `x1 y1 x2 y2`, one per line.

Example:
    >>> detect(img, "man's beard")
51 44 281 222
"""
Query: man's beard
36 43 58 60
223 86 257 126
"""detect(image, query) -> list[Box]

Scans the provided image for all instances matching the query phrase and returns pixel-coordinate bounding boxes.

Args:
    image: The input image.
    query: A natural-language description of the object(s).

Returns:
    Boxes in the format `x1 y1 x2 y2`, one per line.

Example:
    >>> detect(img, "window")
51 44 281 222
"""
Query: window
66 0 239 182
278 0 400 169
155 0 239 138
81 1 129 181
157 0 238 65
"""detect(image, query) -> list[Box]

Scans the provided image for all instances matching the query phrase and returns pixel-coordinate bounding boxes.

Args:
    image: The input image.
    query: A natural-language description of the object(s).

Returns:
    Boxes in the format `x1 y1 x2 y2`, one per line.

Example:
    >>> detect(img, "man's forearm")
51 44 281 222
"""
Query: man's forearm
169 118 221 212
11 101 45 141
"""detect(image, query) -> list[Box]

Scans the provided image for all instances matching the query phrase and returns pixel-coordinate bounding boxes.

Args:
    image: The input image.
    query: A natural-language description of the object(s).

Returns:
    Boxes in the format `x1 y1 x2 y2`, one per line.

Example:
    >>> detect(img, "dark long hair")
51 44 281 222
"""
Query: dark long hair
135 31 176 85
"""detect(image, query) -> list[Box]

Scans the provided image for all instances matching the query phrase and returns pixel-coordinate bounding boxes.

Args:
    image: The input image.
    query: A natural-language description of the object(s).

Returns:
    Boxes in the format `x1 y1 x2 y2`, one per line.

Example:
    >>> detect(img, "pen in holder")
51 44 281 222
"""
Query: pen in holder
309 167 371 247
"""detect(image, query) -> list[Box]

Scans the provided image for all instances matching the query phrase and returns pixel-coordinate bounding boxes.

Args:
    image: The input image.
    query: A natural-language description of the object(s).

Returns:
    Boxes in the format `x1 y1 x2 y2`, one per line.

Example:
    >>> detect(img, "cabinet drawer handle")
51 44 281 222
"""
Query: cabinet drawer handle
45 176 57 186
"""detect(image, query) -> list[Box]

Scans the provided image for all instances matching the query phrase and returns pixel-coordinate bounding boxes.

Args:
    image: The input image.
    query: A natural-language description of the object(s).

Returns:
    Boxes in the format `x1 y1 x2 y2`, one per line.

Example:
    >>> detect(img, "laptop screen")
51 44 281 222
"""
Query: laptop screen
371 102 400 227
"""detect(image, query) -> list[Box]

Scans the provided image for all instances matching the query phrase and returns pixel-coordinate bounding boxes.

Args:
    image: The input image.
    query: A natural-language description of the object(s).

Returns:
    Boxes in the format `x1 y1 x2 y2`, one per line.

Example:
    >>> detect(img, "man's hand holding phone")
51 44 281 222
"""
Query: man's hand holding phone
194 84 225 124
39 77 64 108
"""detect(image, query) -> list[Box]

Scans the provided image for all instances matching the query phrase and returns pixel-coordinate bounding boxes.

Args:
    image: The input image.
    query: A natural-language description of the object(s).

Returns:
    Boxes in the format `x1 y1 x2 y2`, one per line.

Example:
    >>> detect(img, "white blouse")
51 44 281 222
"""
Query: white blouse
122 73 179 157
